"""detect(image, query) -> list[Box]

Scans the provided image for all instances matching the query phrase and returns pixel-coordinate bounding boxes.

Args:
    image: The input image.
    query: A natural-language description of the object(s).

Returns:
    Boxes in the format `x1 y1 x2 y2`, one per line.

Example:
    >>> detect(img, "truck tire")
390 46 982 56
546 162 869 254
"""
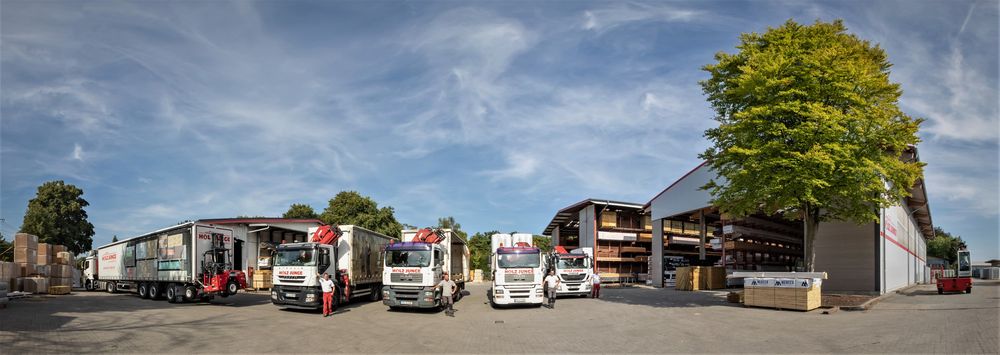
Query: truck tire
226 281 239 296
137 283 149 299
85 280 94 291
938 288 943 294
184 286 198 301
106 281 117 294
166 284 179 303
966 287 972 294
369 286 380 302
149 283 161 300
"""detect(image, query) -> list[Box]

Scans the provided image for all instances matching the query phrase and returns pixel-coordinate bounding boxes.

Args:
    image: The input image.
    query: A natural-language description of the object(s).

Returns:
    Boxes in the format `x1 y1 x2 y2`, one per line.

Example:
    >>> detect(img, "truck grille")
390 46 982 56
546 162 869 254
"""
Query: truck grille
504 274 535 283
277 276 306 283
390 273 423 283
392 289 422 301
561 274 586 281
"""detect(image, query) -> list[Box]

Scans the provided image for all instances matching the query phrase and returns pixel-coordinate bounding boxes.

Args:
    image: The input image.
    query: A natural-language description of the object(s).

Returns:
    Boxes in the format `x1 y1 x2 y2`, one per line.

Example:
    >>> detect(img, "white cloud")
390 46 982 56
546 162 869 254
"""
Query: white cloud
582 3 703 32
72 143 83 161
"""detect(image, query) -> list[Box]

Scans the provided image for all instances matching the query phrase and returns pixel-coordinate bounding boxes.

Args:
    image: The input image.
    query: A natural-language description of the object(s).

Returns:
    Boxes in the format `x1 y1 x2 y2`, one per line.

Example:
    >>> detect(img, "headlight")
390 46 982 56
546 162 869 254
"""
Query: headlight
382 291 390 297
271 291 277 299
494 289 503 295
424 291 434 296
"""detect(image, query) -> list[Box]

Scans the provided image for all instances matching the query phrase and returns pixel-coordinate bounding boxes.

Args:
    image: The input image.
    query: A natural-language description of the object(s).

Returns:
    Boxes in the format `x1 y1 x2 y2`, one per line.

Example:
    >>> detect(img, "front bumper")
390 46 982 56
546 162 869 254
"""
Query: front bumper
271 285 323 309
382 286 440 308
556 281 591 296
492 284 544 305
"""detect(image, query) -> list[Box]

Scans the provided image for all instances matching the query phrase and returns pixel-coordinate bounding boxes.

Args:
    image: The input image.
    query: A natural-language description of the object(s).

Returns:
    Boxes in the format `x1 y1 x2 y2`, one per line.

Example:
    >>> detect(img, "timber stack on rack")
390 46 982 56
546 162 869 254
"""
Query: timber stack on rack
10 233 76 295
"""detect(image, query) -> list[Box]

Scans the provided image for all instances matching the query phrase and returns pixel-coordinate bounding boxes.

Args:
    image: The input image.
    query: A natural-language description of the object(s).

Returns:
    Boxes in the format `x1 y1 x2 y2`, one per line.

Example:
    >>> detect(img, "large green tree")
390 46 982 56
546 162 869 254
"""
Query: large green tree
20 180 96 254
468 230 498 278
699 20 924 271
927 227 964 264
320 191 403 238
532 235 551 253
282 203 318 219
436 216 468 241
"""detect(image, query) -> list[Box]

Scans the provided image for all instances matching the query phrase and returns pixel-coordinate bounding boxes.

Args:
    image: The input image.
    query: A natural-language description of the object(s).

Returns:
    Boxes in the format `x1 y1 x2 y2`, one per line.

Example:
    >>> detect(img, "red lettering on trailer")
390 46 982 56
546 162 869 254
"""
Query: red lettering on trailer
198 233 212 240
506 269 533 274
392 268 421 273
101 254 117 261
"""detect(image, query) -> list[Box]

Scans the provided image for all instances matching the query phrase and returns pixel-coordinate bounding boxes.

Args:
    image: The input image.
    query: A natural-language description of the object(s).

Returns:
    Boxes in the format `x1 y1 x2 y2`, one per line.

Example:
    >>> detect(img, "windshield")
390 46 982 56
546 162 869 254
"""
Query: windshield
274 248 317 267
386 250 431 267
556 257 590 269
958 252 970 272
498 253 540 268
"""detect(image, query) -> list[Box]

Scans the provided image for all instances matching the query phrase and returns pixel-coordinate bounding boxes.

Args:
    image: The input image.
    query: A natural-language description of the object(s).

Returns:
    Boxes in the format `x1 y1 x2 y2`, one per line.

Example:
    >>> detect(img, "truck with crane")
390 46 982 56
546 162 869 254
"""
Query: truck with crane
270 225 395 310
547 246 594 297
488 233 546 307
82 222 248 303
937 248 973 294
381 228 469 310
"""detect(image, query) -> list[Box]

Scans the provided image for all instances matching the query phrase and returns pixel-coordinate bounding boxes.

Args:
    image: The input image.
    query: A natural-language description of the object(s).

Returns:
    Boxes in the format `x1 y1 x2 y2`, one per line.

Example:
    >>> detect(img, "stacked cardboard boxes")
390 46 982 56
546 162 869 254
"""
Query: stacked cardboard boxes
743 277 822 311
11 233 76 294
253 270 273 289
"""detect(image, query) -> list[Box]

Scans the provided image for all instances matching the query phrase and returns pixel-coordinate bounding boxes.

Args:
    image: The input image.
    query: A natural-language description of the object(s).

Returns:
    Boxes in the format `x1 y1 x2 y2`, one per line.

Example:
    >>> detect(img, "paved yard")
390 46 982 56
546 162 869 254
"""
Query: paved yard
1 280 997 353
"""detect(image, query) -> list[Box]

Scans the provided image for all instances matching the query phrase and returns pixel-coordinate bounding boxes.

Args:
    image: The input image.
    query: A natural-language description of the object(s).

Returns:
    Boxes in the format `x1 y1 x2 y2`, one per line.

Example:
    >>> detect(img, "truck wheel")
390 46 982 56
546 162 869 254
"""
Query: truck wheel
85 280 93 291
106 281 116 294
166 284 179 303
966 287 972 294
226 281 239 296
938 288 943 294
369 287 380 302
184 286 198 301
149 283 161 300
137 283 149 299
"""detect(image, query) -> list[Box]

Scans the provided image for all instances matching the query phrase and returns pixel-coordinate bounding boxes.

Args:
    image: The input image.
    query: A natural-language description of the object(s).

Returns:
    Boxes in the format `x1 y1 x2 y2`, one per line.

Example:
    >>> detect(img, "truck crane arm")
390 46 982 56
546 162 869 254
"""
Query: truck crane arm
411 228 447 244
311 224 343 245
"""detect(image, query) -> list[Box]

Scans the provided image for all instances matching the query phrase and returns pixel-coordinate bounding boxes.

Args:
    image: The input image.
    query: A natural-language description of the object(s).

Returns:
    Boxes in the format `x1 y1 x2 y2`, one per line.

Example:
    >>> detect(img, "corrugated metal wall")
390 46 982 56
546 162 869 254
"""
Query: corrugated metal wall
815 221 877 293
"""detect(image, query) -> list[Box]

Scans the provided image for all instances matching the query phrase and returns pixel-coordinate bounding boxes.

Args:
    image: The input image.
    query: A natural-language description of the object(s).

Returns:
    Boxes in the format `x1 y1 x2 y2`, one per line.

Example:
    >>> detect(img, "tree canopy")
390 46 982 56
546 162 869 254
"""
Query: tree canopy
927 227 964 264
0 232 12 262
282 203 318 219
468 230 497 277
436 216 468 241
699 20 924 271
320 191 403 238
20 180 96 254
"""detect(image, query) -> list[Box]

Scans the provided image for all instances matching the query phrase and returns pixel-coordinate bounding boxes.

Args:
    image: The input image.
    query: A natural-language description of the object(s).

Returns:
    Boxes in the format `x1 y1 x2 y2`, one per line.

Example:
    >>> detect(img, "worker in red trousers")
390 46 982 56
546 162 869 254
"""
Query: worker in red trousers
318 273 336 317
591 273 601 298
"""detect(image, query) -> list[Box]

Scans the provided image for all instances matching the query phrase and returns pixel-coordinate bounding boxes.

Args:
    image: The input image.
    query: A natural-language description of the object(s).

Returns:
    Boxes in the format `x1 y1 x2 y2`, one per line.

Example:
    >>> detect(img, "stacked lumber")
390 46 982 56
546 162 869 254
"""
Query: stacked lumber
675 266 727 291
11 233 77 294
744 277 822 311
48 285 72 295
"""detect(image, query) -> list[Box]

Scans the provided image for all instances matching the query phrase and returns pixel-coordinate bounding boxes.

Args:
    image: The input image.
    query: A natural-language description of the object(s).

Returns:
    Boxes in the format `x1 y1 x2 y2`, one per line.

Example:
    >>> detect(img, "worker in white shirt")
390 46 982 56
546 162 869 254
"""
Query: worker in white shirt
591 273 601 298
317 273 336 317
543 270 560 309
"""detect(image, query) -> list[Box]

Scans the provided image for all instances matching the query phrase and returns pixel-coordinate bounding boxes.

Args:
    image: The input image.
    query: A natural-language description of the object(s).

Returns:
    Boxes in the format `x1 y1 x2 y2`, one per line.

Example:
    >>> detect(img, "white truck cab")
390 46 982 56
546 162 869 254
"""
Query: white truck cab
549 248 594 297
489 233 545 307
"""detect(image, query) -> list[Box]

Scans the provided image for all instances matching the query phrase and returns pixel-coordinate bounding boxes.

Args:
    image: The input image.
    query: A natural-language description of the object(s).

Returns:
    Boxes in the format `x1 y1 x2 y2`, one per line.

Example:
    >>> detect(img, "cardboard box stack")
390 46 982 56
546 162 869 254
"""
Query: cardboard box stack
744 277 822 311
11 233 76 294
253 269 273 289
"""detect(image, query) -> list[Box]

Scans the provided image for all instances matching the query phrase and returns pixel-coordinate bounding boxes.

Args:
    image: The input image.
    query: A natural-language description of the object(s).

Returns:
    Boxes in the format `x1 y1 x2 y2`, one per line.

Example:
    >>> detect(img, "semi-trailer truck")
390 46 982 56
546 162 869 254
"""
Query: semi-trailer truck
488 233 545 307
82 222 248 303
548 247 594 297
270 225 395 310
381 228 469 309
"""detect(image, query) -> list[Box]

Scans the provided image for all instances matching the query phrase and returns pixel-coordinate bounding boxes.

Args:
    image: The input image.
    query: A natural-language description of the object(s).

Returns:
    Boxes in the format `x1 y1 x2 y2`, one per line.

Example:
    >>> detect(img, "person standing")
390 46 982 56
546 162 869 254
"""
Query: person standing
436 273 458 317
317 273 336 317
591 273 601 298
543 270 560 309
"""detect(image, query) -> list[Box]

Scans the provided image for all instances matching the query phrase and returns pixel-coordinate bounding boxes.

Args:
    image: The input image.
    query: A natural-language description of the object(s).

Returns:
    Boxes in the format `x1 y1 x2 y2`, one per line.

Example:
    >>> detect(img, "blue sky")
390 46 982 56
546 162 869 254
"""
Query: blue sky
2 1 997 260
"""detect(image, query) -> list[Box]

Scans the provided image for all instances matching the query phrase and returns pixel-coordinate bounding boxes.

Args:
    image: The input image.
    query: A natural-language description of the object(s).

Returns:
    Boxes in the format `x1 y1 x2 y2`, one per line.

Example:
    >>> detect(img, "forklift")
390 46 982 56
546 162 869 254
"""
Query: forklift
937 248 973 294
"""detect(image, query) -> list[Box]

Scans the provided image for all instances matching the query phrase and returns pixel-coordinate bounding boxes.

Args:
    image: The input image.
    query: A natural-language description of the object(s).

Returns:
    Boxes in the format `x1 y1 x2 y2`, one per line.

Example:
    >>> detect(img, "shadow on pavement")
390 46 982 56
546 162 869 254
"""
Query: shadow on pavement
592 286 739 309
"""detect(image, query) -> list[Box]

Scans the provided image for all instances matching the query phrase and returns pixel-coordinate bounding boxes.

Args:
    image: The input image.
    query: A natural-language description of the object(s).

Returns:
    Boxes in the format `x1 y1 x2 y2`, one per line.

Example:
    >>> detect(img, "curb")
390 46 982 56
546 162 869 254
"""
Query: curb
841 283 923 311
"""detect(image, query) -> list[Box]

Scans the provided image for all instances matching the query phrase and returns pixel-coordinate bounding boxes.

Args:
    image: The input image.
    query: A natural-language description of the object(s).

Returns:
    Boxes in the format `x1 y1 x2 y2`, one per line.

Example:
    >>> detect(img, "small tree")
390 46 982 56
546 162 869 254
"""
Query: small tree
0 232 13 262
468 231 498 278
699 20 924 271
283 203 318 219
20 180 96 254
927 227 963 264
437 216 468 241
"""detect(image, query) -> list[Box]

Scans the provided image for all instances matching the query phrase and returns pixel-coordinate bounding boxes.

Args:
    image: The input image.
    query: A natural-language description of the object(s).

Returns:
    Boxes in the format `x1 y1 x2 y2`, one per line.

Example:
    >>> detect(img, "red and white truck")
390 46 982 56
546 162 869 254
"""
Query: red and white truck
270 225 395 310
83 222 248 303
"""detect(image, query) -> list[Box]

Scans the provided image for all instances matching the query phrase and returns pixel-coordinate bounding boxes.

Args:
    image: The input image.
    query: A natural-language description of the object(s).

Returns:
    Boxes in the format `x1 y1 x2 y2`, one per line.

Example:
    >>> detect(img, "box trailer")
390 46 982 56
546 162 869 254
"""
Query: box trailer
83 223 247 303
271 225 396 310
381 228 469 309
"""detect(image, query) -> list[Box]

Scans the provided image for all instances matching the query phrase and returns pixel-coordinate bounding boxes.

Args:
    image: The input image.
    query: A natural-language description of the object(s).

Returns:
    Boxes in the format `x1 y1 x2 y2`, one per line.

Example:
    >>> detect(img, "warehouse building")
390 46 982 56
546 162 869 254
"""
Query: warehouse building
644 155 932 294
543 150 933 295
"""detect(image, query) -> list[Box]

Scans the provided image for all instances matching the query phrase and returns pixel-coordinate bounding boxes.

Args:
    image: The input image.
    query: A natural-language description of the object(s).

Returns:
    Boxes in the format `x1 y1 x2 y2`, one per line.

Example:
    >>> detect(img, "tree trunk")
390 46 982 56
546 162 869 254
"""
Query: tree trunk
802 204 820 272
